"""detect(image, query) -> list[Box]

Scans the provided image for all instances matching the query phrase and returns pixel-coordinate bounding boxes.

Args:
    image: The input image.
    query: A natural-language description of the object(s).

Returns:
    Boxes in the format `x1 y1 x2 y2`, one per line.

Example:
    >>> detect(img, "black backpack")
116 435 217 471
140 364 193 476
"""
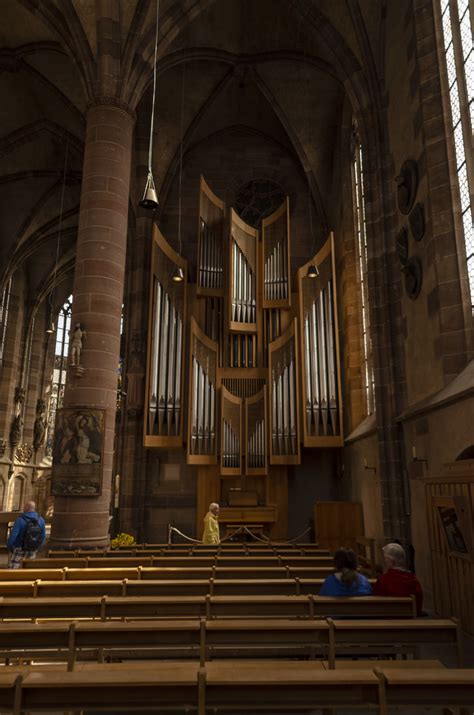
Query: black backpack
21 515 43 552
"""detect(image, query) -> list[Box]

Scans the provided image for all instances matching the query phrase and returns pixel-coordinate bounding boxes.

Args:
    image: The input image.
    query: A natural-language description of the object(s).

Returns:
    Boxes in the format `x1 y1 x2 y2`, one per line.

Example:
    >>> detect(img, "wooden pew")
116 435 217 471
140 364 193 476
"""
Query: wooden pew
0 618 461 670
331 618 464 666
0 594 417 621
378 668 474 710
2 664 473 714
204 663 380 712
1 577 381 598
26 555 334 569
0 566 336 583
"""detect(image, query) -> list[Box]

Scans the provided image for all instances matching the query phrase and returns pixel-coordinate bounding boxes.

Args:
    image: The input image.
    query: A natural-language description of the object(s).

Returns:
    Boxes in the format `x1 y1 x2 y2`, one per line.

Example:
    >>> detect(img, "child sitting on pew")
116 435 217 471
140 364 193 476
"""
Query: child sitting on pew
319 548 372 596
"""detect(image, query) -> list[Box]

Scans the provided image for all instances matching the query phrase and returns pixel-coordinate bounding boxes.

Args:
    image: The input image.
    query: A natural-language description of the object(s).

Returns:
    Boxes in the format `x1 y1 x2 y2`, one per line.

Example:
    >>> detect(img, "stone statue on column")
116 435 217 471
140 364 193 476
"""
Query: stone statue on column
33 398 47 453
70 323 86 367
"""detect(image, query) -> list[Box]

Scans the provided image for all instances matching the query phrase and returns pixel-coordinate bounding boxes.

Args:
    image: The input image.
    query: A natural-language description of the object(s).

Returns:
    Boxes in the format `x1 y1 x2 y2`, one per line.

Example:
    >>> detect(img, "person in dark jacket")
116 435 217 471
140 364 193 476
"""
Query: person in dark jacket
373 542 423 614
7 501 46 569
319 548 372 597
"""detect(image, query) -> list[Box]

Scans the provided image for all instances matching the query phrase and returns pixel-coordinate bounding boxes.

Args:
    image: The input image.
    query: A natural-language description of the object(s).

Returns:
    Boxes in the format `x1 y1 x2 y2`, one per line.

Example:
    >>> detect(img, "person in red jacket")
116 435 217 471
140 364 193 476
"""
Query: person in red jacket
373 543 424 615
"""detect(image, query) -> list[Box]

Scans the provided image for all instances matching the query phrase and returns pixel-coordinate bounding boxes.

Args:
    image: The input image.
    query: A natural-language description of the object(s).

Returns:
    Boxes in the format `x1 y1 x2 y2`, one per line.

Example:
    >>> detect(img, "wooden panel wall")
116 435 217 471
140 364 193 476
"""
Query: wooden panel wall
314 501 364 552
425 460 474 635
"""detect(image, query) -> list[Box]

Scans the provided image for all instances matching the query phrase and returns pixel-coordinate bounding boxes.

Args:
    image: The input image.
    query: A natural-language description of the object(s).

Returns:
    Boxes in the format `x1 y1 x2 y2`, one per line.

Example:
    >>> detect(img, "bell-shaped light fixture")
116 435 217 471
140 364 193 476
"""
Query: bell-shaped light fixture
139 171 159 211
172 266 184 282
45 320 55 335
307 264 319 279
140 0 160 211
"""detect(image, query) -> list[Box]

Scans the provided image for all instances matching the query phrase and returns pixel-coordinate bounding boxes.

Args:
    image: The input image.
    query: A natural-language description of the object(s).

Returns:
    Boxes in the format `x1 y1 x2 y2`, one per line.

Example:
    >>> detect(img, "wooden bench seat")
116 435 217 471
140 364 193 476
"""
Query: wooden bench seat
0 664 472 714
26 555 334 569
0 594 417 621
2 577 382 598
0 565 335 583
380 668 474 709
332 618 463 666
0 617 461 670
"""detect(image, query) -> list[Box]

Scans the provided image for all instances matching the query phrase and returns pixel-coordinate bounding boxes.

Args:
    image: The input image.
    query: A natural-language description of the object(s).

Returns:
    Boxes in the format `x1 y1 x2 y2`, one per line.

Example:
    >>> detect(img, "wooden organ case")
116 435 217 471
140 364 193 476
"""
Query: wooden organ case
145 177 343 539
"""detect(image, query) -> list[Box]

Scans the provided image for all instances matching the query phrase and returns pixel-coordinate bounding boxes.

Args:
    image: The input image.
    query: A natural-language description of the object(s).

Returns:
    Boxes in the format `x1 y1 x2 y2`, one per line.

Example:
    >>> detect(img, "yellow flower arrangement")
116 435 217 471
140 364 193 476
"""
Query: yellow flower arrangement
111 532 136 549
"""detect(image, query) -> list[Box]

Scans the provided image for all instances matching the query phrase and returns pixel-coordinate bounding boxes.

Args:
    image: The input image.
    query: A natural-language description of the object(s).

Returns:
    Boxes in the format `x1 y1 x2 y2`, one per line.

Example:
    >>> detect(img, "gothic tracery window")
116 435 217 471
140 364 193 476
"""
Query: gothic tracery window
45 296 72 457
439 0 474 307
351 127 375 416
0 276 12 367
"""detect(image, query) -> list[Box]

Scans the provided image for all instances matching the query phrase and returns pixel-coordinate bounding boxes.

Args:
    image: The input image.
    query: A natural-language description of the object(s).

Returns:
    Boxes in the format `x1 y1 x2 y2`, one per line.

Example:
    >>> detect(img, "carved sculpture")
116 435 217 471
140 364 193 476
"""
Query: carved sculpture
70 323 86 366
33 398 47 452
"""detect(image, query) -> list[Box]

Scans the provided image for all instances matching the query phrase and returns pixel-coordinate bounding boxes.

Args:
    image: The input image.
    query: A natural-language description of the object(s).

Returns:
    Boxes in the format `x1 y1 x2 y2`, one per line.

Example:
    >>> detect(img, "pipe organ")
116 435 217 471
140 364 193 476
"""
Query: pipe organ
188 318 218 464
269 320 300 464
229 209 258 332
144 228 187 447
197 176 225 297
262 198 291 308
145 177 343 483
297 235 343 447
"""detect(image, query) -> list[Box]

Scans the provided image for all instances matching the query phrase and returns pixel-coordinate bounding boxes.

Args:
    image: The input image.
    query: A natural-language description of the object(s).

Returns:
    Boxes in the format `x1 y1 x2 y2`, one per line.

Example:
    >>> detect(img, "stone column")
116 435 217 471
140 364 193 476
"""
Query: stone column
50 100 135 548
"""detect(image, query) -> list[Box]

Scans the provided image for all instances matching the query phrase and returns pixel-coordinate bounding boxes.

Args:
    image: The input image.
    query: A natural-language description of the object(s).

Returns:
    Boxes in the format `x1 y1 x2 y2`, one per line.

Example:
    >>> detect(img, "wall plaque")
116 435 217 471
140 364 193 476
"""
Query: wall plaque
51 408 105 496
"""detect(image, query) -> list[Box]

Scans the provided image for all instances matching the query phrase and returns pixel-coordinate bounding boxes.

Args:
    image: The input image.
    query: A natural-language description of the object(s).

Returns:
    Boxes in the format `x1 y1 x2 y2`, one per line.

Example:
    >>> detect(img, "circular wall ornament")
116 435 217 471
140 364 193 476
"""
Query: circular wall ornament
409 202 425 241
234 179 286 228
395 159 418 215
403 256 423 300
396 226 409 265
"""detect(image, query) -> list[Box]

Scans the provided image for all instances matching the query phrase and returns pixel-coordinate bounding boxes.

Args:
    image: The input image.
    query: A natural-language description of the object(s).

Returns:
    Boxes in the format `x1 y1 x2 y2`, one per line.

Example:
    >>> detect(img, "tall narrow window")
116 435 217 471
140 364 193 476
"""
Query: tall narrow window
45 296 72 457
0 277 12 367
351 127 375 416
439 0 474 307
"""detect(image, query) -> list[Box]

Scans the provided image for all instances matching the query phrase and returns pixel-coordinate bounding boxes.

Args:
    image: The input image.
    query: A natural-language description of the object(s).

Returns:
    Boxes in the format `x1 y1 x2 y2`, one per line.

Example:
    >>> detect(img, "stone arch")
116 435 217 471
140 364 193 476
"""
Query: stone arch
8 473 27 512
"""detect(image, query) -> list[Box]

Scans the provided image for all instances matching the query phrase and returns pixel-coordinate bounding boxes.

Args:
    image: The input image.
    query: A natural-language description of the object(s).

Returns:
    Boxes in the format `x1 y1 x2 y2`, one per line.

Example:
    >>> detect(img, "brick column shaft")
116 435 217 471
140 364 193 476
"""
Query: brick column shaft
50 102 134 548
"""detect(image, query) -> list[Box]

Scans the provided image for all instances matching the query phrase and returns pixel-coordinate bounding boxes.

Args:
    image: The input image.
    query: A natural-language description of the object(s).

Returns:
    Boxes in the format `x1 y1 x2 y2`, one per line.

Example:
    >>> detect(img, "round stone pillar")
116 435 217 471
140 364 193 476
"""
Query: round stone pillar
50 101 135 548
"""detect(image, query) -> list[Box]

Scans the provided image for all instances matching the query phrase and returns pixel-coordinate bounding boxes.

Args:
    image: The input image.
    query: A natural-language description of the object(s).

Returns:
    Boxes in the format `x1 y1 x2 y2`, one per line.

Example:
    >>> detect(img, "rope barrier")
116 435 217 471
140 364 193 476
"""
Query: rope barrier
287 526 312 543
168 523 313 546
242 526 271 543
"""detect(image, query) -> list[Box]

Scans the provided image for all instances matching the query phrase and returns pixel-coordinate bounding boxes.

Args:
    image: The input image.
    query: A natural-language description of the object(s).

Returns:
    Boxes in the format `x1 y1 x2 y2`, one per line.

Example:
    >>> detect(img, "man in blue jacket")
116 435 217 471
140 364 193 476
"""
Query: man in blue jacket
7 501 46 569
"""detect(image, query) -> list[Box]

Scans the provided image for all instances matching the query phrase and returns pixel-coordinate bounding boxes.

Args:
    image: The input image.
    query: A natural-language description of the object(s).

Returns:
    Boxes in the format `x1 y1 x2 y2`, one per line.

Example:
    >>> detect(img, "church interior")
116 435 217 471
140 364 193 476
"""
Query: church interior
0 0 473 710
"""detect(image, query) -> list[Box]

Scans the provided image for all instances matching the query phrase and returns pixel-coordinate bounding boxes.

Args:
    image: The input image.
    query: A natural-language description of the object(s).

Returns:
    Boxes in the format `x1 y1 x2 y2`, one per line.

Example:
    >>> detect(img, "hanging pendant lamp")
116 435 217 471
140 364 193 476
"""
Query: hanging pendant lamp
172 266 184 282
307 264 319 279
140 0 160 211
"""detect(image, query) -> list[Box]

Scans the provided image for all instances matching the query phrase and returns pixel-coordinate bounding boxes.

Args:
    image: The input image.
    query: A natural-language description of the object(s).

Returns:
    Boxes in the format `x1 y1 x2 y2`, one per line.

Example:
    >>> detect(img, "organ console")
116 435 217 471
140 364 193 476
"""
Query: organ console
144 177 343 533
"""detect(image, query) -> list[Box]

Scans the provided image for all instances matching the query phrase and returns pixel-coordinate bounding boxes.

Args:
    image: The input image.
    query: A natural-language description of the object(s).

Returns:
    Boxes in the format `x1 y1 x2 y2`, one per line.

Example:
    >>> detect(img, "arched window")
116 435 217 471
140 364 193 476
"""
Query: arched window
439 0 474 307
8 474 25 512
0 276 12 368
351 125 375 416
45 296 72 456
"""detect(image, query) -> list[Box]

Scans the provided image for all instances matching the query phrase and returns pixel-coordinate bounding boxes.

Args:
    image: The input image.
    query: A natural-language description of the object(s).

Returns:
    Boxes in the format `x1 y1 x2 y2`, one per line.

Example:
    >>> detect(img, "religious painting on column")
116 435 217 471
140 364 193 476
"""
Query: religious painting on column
51 408 105 496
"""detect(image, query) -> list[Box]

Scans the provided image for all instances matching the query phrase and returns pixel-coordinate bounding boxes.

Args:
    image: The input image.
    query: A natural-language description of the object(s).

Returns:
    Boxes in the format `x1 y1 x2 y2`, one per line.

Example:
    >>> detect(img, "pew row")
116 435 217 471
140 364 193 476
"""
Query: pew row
25 555 335 569
47 546 329 558
0 595 417 621
0 617 462 668
0 566 336 581
0 663 472 714
0 578 373 597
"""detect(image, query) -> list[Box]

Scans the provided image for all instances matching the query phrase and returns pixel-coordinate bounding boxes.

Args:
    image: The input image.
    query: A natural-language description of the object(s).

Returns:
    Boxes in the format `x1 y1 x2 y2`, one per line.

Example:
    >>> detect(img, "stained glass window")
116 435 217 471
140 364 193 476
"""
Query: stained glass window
0 277 12 367
45 296 72 457
439 0 474 307
352 129 375 416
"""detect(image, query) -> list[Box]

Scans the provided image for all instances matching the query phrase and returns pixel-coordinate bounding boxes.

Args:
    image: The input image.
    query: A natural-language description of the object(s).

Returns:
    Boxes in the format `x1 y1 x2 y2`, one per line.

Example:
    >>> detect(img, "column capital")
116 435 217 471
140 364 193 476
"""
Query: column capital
86 96 137 123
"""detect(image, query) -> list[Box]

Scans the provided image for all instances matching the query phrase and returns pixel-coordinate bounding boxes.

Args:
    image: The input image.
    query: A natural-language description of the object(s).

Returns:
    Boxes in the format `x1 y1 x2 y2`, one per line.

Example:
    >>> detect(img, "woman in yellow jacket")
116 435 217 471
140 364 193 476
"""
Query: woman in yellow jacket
202 502 220 544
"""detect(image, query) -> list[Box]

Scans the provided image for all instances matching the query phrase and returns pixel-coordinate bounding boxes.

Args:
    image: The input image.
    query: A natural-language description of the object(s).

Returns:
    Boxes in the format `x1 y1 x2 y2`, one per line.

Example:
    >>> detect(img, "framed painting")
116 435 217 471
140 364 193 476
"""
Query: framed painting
51 408 105 496
433 496 473 558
